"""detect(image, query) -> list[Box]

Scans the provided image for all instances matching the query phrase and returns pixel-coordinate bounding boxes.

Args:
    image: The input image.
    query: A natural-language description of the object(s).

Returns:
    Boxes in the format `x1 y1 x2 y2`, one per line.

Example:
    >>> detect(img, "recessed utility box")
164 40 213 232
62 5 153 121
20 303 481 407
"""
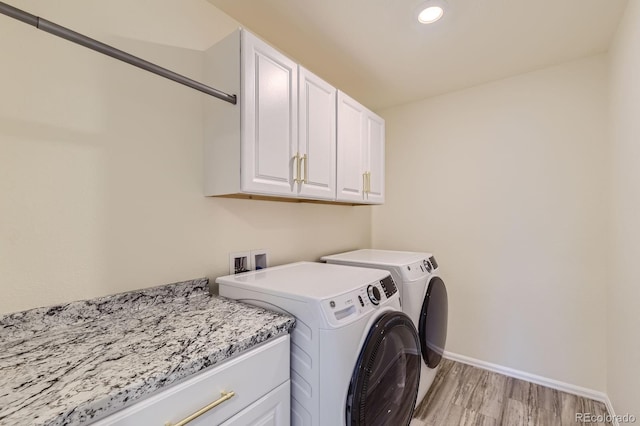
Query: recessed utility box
251 249 269 270
229 249 269 274
229 251 250 274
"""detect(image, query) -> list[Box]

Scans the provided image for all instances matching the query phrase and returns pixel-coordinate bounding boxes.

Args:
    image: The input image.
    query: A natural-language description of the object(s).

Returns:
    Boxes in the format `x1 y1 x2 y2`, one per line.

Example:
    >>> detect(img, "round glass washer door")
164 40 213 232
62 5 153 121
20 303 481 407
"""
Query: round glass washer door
419 276 448 368
346 311 421 426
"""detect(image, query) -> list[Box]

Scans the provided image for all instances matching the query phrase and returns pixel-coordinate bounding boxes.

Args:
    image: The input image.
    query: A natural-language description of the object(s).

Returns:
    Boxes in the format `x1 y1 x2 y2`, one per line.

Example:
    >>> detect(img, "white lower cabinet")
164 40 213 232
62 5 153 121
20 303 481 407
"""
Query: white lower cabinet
91 335 290 426
221 381 289 426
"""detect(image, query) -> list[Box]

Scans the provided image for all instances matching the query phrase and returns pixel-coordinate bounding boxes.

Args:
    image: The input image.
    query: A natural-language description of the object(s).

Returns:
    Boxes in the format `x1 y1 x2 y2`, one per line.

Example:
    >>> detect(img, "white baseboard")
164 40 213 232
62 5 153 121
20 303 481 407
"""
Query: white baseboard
443 351 608 403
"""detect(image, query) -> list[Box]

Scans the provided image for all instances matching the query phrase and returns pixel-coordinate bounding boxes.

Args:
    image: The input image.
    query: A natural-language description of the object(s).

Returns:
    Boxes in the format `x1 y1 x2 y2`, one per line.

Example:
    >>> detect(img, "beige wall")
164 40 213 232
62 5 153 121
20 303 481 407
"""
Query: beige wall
0 0 371 315
373 56 610 391
607 0 640 417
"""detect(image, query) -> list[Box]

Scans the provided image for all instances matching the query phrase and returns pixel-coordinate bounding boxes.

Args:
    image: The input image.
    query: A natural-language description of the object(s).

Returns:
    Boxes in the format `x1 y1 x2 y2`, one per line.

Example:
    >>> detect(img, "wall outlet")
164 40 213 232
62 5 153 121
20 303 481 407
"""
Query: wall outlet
251 249 269 270
229 251 250 274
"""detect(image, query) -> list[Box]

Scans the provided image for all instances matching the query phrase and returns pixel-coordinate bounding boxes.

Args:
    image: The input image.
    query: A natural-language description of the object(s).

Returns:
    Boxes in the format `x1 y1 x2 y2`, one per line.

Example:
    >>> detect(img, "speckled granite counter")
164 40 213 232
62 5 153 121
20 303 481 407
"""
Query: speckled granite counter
0 278 295 426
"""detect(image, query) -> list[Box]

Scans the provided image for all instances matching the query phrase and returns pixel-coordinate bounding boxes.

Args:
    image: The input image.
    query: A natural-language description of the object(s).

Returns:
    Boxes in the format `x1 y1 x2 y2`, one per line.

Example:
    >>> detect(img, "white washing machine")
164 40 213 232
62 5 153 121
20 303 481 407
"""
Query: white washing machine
217 262 421 426
321 250 448 405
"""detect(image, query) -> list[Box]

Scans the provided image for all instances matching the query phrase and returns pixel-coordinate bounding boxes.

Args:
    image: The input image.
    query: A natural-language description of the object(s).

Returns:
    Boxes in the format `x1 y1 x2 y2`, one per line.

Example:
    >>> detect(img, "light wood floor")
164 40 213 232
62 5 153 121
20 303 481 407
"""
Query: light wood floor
411 359 611 426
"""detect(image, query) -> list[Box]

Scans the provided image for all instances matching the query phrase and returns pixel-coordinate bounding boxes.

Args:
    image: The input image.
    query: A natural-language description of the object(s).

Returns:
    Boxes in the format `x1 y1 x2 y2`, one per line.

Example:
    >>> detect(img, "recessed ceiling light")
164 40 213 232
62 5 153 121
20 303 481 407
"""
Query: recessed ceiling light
418 6 444 24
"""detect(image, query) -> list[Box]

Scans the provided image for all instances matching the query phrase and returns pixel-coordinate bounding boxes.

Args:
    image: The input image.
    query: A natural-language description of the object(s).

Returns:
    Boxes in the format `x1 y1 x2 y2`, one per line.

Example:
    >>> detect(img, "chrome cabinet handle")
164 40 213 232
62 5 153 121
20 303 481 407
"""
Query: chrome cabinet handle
165 391 236 426
367 171 371 193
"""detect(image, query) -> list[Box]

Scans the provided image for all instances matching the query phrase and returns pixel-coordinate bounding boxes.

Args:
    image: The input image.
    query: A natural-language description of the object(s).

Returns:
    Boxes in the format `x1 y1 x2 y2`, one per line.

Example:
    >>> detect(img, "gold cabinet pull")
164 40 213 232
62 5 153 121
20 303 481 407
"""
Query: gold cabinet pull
363 171 371 197
165 391 236 426
293 153 301 183
301 154 308 184
363 172 367 198
365 171 369 194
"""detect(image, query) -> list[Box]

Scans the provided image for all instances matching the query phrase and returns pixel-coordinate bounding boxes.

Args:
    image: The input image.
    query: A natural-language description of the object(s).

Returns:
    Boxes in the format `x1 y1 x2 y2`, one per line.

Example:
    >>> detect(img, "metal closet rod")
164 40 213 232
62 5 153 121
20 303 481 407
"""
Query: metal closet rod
0 1 237 105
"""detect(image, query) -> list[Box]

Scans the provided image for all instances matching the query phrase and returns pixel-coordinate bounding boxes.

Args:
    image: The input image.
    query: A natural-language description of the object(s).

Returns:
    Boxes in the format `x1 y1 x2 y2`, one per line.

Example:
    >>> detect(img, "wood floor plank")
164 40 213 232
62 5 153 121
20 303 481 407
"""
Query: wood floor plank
415 360 464 424
502 398 526 426
416 404 499 426
457 406 498 426
413 359 611 426
586 399 612 426
560 391 581 424
452 363 486 407
529 406 560 426
506 376 534 402
533 382 562 417
466 370 509 421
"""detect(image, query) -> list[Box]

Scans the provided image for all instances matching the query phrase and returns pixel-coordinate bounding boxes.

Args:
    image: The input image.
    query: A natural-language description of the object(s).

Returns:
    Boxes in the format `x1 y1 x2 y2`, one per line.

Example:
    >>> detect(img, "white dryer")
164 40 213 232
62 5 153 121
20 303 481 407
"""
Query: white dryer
217 262 421 426
321 250 448 404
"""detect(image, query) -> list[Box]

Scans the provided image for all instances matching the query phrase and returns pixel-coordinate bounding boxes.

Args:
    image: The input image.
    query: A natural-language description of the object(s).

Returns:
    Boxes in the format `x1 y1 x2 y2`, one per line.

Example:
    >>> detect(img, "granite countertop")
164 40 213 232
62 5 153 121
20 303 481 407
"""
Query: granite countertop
0 278 295 426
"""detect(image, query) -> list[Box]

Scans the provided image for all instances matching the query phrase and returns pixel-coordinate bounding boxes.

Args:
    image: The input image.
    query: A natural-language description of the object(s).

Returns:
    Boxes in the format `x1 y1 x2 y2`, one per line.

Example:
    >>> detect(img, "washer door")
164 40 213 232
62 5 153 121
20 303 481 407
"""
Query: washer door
419 276 448 368
346 311 421 426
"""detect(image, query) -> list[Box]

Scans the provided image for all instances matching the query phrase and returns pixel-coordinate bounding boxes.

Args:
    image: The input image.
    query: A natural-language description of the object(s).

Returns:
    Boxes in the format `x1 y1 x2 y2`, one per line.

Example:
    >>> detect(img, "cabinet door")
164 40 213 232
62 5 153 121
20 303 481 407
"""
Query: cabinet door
298 67 336 200
364 111 385 204
220 381 290 426
90 336 290 426
336 91 366 202
241 31 298 197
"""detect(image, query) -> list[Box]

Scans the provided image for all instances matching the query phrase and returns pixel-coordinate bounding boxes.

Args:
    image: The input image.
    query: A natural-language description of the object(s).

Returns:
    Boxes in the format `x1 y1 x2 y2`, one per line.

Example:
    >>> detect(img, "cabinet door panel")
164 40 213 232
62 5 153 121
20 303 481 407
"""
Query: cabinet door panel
336 92 365 202
242 32 297 196
298 67 336 200
91 336 290 426
220 381 290 426
365 112 385 204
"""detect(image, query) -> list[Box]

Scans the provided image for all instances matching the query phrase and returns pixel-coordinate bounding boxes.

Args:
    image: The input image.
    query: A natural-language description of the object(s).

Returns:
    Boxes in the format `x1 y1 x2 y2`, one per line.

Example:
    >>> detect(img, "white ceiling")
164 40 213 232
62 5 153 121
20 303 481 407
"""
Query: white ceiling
207 0 628 110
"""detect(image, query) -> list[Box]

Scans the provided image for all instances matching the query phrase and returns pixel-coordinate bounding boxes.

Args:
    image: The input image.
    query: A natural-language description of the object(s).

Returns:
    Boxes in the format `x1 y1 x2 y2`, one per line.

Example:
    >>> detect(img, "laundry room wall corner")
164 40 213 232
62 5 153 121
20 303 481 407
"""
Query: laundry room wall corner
372 55 609 392
607 0 640 417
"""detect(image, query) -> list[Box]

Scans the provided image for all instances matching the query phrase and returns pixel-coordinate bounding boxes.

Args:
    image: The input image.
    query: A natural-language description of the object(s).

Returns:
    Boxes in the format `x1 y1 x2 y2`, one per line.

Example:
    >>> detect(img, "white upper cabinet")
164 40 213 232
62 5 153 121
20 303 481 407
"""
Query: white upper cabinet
241 32 298 197
297 67 336 200
365 112 385 204
336 91 385 204
204 29 383 204
336 91 366 203
204 29 298 199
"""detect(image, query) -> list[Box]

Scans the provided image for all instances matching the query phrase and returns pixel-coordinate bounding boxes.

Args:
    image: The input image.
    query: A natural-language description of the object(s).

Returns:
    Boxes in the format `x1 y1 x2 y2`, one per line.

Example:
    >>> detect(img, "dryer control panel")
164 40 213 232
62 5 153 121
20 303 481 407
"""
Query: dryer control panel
400 256 439 281
321 275 398 328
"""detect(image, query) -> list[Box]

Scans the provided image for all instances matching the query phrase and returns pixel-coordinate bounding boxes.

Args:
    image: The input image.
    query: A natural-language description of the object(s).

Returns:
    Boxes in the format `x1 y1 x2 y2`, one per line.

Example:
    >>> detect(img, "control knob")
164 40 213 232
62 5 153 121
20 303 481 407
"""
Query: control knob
367 285 381 305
